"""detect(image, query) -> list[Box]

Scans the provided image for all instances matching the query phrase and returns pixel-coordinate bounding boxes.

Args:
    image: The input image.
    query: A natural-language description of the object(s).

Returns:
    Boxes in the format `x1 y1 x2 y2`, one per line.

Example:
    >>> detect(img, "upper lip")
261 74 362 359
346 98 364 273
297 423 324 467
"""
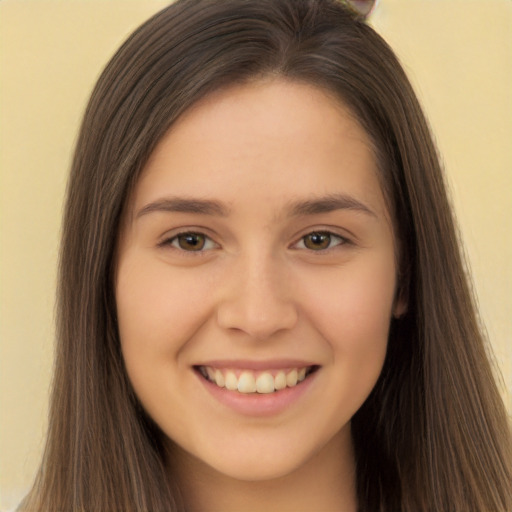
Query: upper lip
194 359 318 371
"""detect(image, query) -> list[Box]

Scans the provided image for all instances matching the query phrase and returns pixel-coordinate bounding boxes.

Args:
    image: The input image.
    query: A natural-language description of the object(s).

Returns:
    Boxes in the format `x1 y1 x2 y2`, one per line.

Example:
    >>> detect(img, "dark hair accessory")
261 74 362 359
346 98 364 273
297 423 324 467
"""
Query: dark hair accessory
343 0 377 18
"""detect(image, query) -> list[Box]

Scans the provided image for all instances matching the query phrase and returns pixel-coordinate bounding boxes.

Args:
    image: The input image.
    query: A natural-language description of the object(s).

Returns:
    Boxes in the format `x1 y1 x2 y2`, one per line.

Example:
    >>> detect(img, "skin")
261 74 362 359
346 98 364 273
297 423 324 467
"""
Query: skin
116 79 405 512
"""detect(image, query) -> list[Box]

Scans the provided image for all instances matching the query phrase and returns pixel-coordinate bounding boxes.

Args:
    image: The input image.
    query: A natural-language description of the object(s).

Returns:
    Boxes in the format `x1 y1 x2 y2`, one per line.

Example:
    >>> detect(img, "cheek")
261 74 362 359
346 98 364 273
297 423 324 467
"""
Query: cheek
115 254 217 390
114 253 218 436
299 253 396 395
309 252 396 341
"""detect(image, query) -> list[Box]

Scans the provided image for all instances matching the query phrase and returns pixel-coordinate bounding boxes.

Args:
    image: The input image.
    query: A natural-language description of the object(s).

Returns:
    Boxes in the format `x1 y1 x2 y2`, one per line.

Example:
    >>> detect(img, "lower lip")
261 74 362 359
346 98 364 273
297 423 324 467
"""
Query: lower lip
196 369 318 417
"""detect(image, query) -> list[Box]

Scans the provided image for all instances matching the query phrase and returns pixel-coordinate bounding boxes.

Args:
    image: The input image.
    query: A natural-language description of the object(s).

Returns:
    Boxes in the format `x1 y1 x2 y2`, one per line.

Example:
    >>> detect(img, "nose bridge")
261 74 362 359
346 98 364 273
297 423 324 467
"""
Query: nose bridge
216 248 298 339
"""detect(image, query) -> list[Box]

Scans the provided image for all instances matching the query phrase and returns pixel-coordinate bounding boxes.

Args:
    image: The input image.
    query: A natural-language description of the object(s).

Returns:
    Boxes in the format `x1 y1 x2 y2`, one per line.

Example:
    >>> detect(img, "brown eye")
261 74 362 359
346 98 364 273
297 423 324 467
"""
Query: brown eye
175 233 206 251
303 232 333 250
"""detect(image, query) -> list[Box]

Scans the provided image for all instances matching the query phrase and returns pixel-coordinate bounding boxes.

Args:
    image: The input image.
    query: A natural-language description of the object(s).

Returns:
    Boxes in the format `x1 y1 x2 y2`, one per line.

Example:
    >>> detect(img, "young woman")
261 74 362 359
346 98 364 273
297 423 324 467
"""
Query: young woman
21 0 512 510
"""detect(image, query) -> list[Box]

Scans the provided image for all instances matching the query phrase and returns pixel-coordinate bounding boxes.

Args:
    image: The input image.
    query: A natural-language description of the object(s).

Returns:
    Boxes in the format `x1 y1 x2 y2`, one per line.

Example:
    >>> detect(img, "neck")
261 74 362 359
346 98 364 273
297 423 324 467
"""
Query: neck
167 426 357 512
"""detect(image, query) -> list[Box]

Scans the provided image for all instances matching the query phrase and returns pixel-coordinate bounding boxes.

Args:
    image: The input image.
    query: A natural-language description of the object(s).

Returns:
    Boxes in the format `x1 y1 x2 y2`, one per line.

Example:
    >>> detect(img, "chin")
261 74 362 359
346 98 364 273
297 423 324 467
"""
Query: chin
168 422 350 485
212 452 308 482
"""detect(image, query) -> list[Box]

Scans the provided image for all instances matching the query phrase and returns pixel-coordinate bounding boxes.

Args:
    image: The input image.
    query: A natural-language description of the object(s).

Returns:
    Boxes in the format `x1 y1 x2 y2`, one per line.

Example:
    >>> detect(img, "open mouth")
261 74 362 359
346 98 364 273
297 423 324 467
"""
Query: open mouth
194 365 319 394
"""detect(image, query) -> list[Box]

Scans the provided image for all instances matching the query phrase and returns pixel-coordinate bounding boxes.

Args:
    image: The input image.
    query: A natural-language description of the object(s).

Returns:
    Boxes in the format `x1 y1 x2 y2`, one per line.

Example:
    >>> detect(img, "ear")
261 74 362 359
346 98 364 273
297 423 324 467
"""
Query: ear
393 294 407 318
392 279 409 318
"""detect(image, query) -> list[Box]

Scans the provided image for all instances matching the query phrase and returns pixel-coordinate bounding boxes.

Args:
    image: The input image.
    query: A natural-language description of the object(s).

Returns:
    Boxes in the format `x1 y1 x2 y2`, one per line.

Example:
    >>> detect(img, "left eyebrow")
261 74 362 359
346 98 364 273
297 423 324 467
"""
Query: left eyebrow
136 197 230 218
287 193 377 218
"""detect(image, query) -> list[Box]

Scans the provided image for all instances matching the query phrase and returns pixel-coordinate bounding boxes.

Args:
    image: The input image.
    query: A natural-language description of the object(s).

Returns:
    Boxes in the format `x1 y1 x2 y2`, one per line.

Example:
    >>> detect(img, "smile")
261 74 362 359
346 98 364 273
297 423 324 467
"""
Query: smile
197 365 318 394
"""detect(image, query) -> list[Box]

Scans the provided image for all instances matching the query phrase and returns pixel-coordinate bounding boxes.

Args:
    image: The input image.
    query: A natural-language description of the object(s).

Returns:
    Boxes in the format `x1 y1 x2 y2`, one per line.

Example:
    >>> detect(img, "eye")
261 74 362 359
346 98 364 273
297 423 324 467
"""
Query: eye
296 231 346 251
165 232 217 252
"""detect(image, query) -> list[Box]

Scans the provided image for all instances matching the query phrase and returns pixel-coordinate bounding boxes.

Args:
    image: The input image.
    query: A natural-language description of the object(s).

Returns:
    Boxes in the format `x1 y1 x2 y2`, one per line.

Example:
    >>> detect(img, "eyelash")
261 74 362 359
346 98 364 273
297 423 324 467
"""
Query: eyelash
159 231 218 253
293 231 348 251
159 230 350 254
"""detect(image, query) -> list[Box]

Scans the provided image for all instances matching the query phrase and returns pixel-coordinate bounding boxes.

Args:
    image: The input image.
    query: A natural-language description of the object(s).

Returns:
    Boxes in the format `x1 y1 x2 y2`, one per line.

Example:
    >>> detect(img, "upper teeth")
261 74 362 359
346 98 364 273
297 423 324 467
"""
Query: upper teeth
201 366 309 394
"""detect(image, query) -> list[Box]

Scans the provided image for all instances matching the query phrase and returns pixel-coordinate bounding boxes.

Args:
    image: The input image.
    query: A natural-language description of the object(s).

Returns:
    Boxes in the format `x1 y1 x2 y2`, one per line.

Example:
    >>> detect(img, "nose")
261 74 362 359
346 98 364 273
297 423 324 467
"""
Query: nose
216 253 298 340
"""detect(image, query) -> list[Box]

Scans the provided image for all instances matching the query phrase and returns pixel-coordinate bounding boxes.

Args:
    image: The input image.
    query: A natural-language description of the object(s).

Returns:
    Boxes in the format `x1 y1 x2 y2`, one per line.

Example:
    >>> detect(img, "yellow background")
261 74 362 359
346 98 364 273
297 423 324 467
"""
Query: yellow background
1 0 510 508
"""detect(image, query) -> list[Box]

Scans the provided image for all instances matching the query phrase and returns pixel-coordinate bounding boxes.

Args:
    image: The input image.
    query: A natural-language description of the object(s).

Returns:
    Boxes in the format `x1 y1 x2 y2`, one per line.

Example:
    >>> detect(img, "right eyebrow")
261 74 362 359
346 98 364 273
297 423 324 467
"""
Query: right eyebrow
136 197 230 219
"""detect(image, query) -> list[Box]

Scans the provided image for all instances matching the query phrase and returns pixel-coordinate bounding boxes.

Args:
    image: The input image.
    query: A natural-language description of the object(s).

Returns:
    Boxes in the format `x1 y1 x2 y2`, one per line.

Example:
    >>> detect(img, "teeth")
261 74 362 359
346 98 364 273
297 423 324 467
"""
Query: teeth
237 371 256 393
200 366 313 394
214 369 225 387
274 371 287 390
225 371 238 391
256 373 275 394
286 369 298 387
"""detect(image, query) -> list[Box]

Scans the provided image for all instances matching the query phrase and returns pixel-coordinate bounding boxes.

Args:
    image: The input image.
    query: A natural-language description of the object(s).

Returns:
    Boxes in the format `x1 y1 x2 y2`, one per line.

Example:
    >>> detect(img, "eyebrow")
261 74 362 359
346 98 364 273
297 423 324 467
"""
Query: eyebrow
288 194 377 218
136 197 230 218
136 193 376 220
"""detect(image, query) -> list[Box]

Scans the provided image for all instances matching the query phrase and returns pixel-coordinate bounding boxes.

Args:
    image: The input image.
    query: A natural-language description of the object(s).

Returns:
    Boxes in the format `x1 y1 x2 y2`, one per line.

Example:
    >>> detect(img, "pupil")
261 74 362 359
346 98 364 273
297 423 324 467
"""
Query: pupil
306 232 330 250
179 233 204 251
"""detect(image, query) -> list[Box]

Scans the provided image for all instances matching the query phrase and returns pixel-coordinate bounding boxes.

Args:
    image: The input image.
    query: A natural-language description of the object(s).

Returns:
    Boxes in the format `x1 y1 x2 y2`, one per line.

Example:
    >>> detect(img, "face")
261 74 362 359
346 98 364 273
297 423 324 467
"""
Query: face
116 79 403 482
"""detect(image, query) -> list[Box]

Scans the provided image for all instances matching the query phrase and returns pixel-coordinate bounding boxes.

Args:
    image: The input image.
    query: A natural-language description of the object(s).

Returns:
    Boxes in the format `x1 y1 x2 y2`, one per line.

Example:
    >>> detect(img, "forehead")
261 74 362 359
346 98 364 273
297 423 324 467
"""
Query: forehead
129 79 389 224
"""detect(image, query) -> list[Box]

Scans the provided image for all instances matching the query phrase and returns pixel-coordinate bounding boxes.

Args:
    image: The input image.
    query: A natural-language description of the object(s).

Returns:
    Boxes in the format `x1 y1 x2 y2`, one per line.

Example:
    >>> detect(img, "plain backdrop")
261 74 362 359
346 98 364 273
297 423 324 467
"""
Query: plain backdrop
1 0 511 509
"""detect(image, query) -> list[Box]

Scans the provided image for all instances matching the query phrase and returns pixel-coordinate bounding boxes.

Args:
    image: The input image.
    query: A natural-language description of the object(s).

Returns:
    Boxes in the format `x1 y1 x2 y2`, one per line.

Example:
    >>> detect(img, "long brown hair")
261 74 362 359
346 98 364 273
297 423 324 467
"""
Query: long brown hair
22 0 511 510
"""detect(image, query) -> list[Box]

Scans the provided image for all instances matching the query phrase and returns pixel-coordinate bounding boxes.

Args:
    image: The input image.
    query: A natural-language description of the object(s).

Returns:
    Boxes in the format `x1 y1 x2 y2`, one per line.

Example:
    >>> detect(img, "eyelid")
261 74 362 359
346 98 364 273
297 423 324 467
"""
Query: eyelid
158 229 220 253
290 229 352 251
157 226 352 254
